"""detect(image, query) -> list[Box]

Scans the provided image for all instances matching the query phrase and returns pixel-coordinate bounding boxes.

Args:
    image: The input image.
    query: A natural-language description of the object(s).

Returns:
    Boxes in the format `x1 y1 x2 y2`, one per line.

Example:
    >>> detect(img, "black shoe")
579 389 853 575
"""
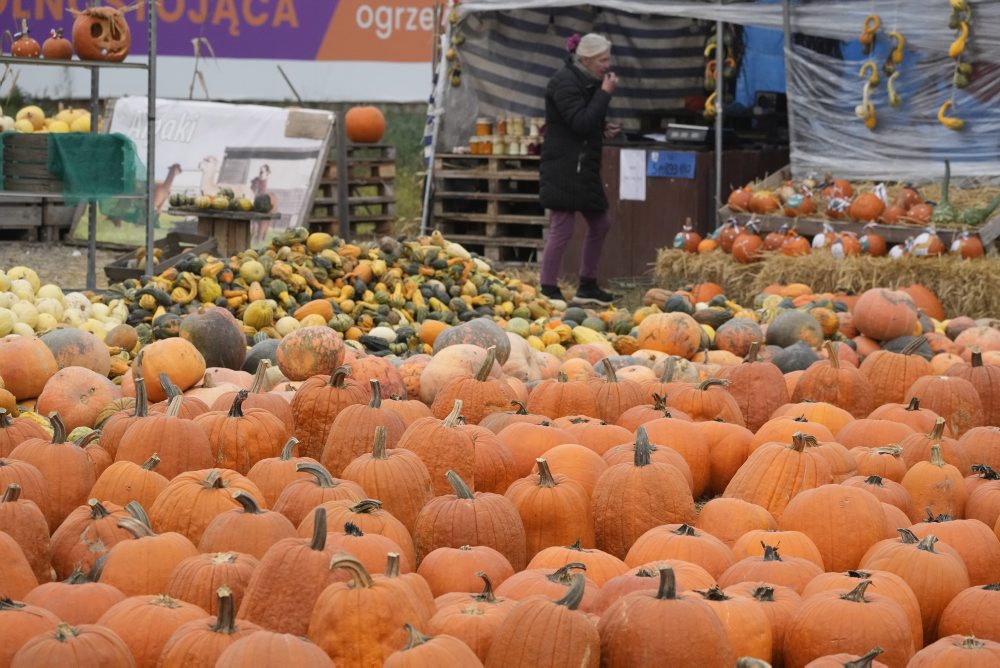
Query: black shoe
572 278 618 306
541 284 566 301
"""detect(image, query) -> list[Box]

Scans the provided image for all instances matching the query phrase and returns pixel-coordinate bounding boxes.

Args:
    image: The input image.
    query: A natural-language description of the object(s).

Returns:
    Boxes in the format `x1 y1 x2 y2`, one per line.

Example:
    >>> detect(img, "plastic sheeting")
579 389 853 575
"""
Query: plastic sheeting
453 1 1000 181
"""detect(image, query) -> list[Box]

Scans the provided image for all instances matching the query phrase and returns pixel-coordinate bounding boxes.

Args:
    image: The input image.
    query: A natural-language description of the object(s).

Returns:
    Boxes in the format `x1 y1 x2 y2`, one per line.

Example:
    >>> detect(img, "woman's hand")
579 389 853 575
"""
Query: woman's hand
603 122 621 139
601 72 619 94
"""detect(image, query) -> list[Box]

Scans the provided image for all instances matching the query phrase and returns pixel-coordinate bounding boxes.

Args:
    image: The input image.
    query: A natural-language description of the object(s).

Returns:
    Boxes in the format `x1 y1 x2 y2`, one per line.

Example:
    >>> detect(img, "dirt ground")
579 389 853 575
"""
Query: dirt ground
0 241 120 290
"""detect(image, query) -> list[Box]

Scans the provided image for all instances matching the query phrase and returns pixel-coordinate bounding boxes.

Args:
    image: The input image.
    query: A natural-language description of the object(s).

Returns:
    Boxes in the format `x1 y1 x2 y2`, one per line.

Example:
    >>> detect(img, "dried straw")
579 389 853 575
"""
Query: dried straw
654 249 1000 319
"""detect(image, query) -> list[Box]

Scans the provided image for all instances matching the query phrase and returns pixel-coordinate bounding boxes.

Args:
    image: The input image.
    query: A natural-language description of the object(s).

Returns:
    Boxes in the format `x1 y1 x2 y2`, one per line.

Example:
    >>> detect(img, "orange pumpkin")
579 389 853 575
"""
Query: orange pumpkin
345 106 386 143
848 192 886 222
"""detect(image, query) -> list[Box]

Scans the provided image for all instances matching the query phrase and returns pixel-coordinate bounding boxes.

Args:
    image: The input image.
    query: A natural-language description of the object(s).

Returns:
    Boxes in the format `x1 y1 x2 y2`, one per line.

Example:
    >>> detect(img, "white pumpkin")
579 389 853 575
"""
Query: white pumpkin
275 316 300 337
90 303 111 321
0 293 15 310
11 301 38 329
63 292 92 321
0 308 15 336
367 326 396 343
79 319 107 340
9 279 34 302
34 297 64 321
0 272 10 292
35 284 64 303
6 267 39 293
11 322 34 337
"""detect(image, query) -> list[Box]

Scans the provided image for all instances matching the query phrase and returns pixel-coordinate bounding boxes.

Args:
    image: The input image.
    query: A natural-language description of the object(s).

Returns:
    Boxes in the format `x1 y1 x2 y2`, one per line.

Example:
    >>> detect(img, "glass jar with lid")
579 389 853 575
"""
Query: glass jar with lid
476 117 493 136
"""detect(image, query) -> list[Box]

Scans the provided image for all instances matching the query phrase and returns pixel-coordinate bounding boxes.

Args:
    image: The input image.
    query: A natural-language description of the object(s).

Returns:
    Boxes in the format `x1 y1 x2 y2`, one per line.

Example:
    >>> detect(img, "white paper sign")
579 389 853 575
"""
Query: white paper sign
619 148 647 201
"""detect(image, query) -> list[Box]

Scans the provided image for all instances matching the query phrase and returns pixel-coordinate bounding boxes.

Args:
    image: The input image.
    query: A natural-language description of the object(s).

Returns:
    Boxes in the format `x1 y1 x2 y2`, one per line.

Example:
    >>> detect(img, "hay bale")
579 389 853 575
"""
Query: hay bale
654 249 1000 319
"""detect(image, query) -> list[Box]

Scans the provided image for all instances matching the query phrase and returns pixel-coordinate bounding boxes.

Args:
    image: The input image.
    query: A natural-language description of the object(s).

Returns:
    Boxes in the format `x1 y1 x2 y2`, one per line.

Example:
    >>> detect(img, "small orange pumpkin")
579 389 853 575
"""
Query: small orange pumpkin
849 192 886 222
727 188 752 212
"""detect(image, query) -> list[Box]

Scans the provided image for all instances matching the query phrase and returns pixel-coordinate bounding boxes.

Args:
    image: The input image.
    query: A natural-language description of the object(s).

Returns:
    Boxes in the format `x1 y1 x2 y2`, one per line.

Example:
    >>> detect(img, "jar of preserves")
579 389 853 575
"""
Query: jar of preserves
496 116 507 135
511 116 525 136
476 117 493 136
492 135 505 155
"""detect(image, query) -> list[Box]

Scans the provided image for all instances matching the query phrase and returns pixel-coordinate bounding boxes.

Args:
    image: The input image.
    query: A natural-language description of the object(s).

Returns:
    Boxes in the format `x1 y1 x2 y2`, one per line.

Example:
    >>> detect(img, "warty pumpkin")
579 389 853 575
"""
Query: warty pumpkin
236 507 348 636
156 586 262 668
289 365 368 460
321 379 406 476
597 567 733 668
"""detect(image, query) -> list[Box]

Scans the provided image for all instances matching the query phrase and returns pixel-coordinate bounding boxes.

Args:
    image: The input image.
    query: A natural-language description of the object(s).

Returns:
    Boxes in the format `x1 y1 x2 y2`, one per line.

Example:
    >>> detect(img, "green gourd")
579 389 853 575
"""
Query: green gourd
931 160 957 226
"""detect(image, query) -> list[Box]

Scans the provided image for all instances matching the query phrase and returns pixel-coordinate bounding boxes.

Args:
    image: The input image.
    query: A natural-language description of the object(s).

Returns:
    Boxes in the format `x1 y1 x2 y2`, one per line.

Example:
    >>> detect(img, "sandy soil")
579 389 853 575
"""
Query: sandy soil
0 241 121 290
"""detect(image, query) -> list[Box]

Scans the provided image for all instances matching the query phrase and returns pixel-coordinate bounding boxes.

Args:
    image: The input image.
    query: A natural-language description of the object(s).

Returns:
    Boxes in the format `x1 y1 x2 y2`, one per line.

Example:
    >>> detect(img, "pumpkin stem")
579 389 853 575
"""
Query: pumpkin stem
567 538 584 551
385 552 401 577
310 507 327 551
547 562 587 585
874 445 903 458
329 366 353 388
64 564 91 585
73 429 102 449
654 566 678 600
140 454 161 471
956 636 986 650
232 490 264 515
601 358 618 383
444 400 463 428
133 351 150 417
651 393 668 411
512 400 528 415
751 585 775 602
925 510 952 522
47 412 66 444
250 359 271 394
0 597 26 612
0 409 11 428
203 469 226 489
351 499 383 514
633 427 652 467
905 396 922 412
842 647 885 668
473 571 497 603
897 528 919 544
210 586 238 634
847 570 872 579
54 623 80 641
159 373 183 401
929 418 946 441
698 377 730 391
971 464 1000 480
863 475 885 487
279 438 299 461
125 501 151 528
227 390 249 418
368 379 383 408
761 542 782 561
553 572 587 610
329 554 374 588
343 521 364 537
445 470 475 499
672 524 698 537
840 580 873 603
971 347 983 368
401 623 432 651
117 516 155 539
476 347 497 382
88 498 112 520
744 341 761 363
930 444 946 468
557 372 569 383
698 585 730 601
1 483 19 503
916 534 939 553
165 395 184 419
901 336 927 356
536 458 557 488
296 463 337 489
790 432 810 452
372 426 388 460
660 356 679 383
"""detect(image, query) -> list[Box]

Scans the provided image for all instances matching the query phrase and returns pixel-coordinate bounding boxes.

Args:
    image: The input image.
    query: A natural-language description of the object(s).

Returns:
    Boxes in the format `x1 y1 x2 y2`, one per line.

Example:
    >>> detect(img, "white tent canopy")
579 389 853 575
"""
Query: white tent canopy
443 0 1000 181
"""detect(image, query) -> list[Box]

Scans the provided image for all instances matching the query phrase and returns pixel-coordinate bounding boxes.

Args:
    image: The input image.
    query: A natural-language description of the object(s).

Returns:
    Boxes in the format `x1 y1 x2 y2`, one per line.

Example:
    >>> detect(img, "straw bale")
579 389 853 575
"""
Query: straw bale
654 249 1000 319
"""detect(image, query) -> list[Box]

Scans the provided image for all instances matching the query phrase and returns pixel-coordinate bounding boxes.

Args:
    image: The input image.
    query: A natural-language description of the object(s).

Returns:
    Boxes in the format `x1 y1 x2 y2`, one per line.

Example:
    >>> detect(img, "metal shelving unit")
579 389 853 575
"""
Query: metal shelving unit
0 1 157 290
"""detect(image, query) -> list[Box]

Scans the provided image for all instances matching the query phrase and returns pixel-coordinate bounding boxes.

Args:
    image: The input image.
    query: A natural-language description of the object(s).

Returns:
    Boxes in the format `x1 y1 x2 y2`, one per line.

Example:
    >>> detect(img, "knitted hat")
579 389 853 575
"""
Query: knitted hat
576 33 611 58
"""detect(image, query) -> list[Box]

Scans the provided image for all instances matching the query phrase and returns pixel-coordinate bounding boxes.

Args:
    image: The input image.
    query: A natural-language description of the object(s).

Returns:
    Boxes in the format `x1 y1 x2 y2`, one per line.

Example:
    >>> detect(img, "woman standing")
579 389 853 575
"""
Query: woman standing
539 32 620 306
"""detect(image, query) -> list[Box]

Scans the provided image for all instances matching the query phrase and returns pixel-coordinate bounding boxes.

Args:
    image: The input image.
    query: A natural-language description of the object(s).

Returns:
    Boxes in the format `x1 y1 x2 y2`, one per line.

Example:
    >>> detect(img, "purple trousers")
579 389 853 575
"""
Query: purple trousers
540 209 613 285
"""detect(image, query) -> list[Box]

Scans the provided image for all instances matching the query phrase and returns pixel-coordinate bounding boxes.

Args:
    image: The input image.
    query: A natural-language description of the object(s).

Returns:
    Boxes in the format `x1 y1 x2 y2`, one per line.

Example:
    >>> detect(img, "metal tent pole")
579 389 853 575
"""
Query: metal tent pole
419 1 455 235
144 2 157 280
782 0 796 174
86 66 99 291
714 17 724 214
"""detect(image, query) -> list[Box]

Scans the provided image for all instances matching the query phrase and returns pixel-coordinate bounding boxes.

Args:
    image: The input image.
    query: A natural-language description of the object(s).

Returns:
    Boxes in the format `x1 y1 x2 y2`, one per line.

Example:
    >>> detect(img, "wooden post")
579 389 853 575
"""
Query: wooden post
337 107 351 239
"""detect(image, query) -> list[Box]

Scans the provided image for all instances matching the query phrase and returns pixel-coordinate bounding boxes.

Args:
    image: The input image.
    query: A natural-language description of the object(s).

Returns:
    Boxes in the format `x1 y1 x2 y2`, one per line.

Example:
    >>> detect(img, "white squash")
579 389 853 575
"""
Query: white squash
9 279 34 302
36 313 58 332
6 267 39 293
34 297 64 321
35 284 64 303
0 308 15 336
275 316 300 336
0 272 10 292
79 319 107 340
63 292 92 321
11 301 38 329
11 322 34 337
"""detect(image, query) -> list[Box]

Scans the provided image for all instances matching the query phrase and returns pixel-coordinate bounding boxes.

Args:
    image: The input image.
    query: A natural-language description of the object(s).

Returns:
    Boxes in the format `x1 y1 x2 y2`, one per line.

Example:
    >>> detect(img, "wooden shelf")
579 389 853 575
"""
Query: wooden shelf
435 191 539 202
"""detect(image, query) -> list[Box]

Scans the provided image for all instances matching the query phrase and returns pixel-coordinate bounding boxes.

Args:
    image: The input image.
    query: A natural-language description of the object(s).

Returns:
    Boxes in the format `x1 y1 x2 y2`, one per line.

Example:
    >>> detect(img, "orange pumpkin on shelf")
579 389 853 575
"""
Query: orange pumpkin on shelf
42 28 73 59
10 20 41 58
71 4 135 62
763 226 789 251
783 194 817 217
673 224 702 253
860 224 888 256
781 230 811 256
951 232 984 259
345 106 386 143
749 190 781 215
697 238 719 253
727 188 753 212
881 204 907 225
821 178 854 199
848 192 886 222
893 186 922 210
830 231 862 258
732 228 764 264
904 202 934 225
717 220 745 253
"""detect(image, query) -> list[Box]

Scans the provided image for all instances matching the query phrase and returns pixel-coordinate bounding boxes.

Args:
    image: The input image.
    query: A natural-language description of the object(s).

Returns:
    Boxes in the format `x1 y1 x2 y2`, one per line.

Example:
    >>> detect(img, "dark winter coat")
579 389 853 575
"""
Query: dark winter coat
539 58 612 213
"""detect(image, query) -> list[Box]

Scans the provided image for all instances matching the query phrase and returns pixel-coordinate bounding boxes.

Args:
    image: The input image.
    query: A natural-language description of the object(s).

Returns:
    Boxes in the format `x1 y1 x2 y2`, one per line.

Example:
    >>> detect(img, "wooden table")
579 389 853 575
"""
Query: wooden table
168 209 273 257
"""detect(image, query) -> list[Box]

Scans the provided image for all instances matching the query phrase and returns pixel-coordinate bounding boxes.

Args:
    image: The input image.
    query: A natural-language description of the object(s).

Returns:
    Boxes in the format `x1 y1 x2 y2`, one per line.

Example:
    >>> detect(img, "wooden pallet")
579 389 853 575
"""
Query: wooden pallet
307 142 397 236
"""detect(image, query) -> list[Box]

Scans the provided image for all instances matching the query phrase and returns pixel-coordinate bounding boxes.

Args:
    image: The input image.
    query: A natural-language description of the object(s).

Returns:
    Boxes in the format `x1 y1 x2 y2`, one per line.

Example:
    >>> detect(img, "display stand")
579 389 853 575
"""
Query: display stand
167 209 273 258
0 1 157 291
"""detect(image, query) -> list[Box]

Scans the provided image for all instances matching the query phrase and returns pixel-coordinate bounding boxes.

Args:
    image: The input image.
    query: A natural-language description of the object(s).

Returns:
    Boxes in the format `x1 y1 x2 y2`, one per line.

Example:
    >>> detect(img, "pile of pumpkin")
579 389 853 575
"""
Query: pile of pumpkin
0 276 999 665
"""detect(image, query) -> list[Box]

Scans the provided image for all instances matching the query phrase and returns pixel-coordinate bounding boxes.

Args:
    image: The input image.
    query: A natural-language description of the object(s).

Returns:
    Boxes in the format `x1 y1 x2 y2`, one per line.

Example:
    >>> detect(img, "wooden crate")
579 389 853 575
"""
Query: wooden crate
431 153 547 267
3 134 63 194
104 232 217 282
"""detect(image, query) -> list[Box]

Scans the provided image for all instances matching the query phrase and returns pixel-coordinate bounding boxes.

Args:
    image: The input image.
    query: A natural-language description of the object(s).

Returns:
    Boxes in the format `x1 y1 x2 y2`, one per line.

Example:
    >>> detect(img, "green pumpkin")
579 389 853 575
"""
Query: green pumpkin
328 313 354 332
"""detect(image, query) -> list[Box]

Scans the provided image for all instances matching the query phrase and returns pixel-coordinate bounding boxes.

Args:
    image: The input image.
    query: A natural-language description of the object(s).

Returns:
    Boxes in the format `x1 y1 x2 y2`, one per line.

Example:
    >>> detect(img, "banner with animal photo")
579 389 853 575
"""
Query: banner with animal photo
71 96 334 247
